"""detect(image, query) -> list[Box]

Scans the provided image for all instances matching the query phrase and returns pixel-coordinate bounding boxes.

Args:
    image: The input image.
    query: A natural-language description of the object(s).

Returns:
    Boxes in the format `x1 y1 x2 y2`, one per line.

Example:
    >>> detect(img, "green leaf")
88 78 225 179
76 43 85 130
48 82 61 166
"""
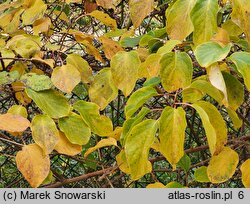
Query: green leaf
165 181 185 188
73 101 113 136
192 101 227 155
231 0 250 47
194 166 210 182
166 0 196 41
177 154 191 173
20 73 52 91
58 113 91 145
125 86 157 118
229 52 250 91
207 147 239 184
222 71 244 110
111 51 141 96
66 53 93 83
194 42 232 67
120 107 150 145
0 71 19 85
120 36 142 48
25 88 70 119
160 52 193 92
125 119 158 180
89 68 118 110
156 40 181 56
143 77 161 87
51 64 81 93
31 114 59 154
159 107 187 170
84 138 117 158
129 0 154 28
190 0 219 46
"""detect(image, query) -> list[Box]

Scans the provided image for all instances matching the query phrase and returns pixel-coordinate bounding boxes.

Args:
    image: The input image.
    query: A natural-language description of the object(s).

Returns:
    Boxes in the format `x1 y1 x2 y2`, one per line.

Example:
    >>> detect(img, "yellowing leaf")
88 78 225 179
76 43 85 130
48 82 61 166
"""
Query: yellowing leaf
51 64 81 93
73 101 113 136
89 68 118 110
111 51 141 97
194 166 210 182
159 107 187 170
81 40 104 62
160 52 193 92
240 159 250 188
89 10 117 30
165 181 185 188
66 53 93 84
0 113 30 132
8 105 28 118
58 113 91 145
222 20 243 38
211 28 230 46
207 147 239 183
231 0 250 47
99 36 123 60
222 71 244 110
33 17 51 35
116 150 130 174
226 108 242 129
16 144 50 188
22 0 47 25
194 42 232 67
190 0 219 46
54 132 82 156
139 53 161 78
96 0 121 9
156 40 181 56
146 182 166 188
13 82 32 105
108 127 123 141
125 86 157 118
31 114 59 154
0 48 15 69
192 101 227 155
26 88 70 119
125 119 158 180
207 64 228 106
229 52 250 91
84 138 117 158
166 0 196 41
129 0 154 28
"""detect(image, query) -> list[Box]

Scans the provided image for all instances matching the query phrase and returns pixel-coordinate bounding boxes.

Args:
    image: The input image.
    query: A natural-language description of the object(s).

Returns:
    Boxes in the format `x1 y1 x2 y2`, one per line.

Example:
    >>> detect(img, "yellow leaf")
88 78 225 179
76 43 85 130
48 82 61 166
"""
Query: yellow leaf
16 144 50 188
211 28 230 47
84 138 117 158
139 53 161 78
125 119 158 180
146 182 166 188
129 0 155 28
159 107 187 170
33 17 51 35
81 40 104 62
190 0 219 46
96 0 121 9
166 0 196 41
89 10 117 30
66 53 93 83
73 101 113 136
231 0 250 47
51 64 81 93
89 68 118 110
207 64 228 106
111 51 141 97
108 126 123 141
54 132 82 156
58 113 91 145
22 0 47 25
156 40 181 56
0 48 15 69
116 150 130 174
31 114 59 154
0 113 30 132
240 159 250 188
207 147 239 183
192 101 227 155
222 20 243 38
99 36 123 59
8 105 28 118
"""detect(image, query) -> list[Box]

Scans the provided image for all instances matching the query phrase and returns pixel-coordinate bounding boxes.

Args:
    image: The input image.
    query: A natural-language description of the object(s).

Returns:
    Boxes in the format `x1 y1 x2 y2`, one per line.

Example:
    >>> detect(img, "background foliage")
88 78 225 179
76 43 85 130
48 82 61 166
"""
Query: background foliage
0 0 250 188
